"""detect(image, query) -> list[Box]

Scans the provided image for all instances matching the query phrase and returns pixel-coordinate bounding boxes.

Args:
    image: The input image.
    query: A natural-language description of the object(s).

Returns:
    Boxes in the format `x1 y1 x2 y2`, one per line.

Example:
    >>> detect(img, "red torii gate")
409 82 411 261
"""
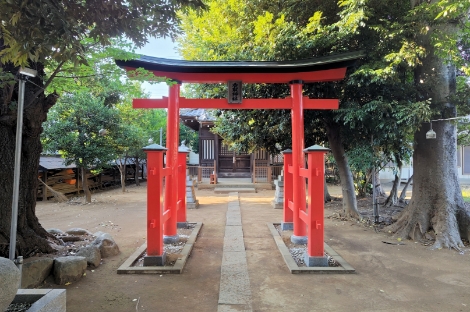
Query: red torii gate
116 52 361 267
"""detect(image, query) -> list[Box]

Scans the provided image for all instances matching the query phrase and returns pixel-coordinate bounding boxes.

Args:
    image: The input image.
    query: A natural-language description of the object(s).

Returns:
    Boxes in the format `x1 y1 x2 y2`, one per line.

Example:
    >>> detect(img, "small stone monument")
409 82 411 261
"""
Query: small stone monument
186 171 199 209
271 170 284 209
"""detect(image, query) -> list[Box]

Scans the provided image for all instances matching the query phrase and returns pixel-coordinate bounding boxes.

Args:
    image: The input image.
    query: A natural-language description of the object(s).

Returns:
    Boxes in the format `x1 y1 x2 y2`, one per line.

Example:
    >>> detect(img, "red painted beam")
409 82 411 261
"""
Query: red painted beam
133 97 339 110
162 209 170 223
123 66 347 84
299 168 309 178
300 210 309 225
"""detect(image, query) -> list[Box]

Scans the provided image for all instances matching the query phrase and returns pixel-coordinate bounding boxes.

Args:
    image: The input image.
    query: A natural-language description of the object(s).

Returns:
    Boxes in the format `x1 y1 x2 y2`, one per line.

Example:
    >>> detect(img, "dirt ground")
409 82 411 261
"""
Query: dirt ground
34 183 470 312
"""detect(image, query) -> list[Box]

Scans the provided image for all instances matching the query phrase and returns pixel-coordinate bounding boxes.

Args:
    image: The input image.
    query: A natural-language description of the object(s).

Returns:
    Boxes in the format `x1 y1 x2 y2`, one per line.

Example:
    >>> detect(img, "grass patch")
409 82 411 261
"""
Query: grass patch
462 189 470 203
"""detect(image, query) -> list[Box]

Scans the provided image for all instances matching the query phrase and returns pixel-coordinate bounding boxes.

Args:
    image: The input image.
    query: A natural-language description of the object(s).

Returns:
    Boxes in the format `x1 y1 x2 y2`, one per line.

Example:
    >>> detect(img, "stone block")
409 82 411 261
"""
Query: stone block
0 257 20 312
76 246 101 268
65 228 92 235
53 256 87 285
47 228 64 235
21 258 54 288
91 232 120 258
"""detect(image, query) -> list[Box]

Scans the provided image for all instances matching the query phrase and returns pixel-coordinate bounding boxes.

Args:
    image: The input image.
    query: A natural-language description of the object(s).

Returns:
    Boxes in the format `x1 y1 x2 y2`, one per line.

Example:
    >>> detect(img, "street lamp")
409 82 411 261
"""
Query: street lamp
9 67 37 267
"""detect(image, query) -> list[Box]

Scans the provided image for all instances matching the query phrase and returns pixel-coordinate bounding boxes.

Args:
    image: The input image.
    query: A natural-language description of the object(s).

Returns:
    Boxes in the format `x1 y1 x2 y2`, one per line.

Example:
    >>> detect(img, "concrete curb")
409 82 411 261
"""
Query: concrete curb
13 289 66 312
267 222 355 274
117 222 203 274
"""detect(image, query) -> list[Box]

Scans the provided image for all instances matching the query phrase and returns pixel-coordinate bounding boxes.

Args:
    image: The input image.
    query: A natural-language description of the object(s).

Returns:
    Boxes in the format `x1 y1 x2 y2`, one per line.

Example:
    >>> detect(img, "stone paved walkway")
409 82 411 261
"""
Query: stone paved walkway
218 192 252 311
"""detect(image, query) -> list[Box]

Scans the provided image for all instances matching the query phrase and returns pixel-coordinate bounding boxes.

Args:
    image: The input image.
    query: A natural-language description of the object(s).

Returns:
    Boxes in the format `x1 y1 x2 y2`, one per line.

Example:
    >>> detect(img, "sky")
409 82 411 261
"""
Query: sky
134 37 181 98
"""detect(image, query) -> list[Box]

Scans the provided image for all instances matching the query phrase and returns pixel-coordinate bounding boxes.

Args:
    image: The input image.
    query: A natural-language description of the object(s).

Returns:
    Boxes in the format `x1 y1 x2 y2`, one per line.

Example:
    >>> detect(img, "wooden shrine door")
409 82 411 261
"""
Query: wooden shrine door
218 141 251 177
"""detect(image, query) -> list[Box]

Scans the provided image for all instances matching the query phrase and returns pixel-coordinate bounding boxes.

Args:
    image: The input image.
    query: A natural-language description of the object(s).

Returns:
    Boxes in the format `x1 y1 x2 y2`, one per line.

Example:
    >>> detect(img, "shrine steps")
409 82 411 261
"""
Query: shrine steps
214 187 256 194
197 178 273 192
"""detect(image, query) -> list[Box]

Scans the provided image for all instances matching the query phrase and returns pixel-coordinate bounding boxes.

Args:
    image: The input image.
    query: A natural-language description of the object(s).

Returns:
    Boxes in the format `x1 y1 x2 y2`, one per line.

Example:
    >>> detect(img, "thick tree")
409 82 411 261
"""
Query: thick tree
388 0 470 249
0 0 204 258
178 0 470 243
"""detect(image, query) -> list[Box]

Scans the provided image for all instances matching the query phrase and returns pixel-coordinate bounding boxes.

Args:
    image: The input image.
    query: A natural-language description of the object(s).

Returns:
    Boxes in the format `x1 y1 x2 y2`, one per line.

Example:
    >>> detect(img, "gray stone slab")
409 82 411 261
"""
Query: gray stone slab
226 212 242 226
215 188 256 194
218 304 252 312
224 225 243 237
223 236 245 252
218 251 251 305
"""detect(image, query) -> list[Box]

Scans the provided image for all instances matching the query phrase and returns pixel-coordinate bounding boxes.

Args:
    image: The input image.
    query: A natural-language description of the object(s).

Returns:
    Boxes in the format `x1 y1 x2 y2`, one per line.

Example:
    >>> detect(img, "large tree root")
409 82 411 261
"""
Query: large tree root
387 197 470 251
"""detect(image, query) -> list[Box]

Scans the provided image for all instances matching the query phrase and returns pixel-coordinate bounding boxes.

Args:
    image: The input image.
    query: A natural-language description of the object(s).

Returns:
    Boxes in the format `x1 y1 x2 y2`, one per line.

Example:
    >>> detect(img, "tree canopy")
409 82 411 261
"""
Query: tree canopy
0 0 204 258
177 0 470 248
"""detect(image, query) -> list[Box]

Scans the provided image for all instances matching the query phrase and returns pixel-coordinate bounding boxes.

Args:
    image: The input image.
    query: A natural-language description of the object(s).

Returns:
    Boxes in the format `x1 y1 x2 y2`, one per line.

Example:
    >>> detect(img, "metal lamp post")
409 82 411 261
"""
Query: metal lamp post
9 67 37 267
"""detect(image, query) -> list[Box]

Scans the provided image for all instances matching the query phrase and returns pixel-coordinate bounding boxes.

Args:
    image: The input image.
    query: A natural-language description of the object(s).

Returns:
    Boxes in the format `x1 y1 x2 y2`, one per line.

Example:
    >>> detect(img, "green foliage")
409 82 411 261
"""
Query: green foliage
0 0 205 67
42 92 121 170
180 124 199 151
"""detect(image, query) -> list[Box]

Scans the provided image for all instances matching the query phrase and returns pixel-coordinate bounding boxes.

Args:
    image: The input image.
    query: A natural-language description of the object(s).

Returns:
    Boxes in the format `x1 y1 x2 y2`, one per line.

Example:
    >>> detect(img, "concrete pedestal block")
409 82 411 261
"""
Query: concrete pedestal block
281 222 293 231
177 222 188 229
304 255 328 267
163 235 179 244
291 235 308 245
143 253 167 266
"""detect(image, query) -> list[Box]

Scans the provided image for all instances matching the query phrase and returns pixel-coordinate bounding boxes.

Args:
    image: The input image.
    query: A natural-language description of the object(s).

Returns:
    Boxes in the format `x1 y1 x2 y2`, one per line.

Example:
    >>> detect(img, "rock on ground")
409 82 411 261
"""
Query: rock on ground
47 228 64 235
76 246 101 268
92 232 120 258
66 228 92 235
21 257 54 288
53 256 87 285
0 257 21 311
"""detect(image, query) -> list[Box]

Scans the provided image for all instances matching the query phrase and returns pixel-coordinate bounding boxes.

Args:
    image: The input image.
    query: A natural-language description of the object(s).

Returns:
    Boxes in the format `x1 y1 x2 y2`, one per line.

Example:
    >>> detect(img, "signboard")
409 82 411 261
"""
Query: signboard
228 81 242 104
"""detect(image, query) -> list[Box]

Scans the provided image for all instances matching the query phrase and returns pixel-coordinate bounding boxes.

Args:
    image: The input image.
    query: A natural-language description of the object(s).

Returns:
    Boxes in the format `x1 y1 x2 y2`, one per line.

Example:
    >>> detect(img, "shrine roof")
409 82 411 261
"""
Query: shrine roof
115 51 363 83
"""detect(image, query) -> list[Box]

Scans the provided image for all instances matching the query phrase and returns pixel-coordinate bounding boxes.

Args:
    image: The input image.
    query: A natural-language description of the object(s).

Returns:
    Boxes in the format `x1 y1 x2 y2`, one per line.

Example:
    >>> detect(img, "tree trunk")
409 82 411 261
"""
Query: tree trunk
398 175 413 204
324 177 331 202
81 167 92 203
134 157 140 186
384 163 402 207
374 169 386 197
0 62 58 258
118 160 127 192
388 122 470 248
325 121 361 219
387 9 470 249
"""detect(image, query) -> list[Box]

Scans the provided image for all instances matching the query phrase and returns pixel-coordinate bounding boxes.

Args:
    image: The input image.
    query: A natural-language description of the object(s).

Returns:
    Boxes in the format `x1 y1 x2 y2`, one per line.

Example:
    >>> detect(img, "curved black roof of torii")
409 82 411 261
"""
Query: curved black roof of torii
115 51 363 83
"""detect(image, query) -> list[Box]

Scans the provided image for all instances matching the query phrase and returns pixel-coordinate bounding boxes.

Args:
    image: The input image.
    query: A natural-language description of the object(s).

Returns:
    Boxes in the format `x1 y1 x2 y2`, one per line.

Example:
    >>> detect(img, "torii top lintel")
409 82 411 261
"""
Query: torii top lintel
115 51 362 84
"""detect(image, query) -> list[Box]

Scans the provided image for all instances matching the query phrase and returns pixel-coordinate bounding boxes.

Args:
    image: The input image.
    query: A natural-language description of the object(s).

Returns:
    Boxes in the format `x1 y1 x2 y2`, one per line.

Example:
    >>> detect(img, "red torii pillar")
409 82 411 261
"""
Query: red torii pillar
281 149 293 230
142 144 167 266
177 144 190 227
289 81 307 244
163 82 181 243
302 145 329 266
